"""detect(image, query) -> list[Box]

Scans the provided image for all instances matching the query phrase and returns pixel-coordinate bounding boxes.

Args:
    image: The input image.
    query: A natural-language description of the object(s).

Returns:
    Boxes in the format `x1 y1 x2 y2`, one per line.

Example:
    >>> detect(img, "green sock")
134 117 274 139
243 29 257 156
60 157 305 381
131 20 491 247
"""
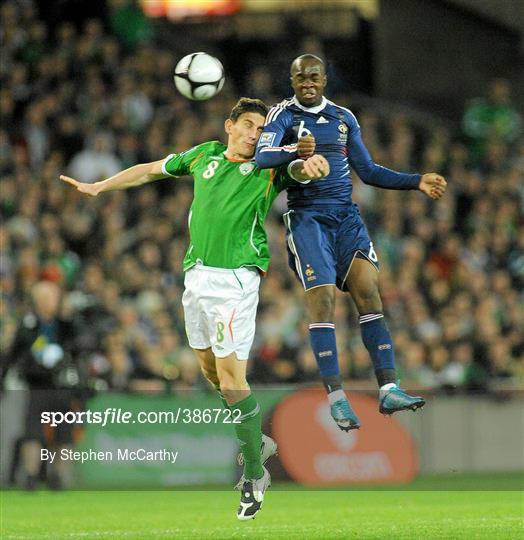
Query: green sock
230 393 263 480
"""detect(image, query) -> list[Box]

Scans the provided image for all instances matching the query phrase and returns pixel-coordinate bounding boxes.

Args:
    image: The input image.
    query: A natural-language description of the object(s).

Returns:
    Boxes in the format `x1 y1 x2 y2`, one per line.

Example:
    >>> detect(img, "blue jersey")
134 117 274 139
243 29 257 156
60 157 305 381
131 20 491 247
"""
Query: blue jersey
255 96 421 208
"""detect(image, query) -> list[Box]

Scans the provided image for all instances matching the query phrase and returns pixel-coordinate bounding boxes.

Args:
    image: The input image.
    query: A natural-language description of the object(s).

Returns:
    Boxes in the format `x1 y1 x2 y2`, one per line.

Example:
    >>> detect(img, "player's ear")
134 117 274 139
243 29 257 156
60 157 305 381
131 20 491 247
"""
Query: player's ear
224 118 233 134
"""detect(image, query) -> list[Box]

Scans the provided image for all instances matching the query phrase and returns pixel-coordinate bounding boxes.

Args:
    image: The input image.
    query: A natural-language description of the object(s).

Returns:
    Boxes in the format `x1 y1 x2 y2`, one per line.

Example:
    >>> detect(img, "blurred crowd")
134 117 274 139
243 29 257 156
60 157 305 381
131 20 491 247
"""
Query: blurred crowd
1 2 523 397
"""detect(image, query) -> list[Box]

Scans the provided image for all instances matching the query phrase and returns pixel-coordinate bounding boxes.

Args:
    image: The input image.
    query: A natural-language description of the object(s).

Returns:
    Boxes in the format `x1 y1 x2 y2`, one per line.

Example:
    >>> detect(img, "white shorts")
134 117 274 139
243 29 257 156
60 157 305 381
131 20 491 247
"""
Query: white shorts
182 265 261 360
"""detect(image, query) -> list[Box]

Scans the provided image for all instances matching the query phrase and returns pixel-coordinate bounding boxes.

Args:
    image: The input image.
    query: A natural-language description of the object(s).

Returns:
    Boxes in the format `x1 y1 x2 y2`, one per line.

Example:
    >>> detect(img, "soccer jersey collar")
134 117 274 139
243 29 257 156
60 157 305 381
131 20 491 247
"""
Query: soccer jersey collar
292 95 327 114
223 151 253 163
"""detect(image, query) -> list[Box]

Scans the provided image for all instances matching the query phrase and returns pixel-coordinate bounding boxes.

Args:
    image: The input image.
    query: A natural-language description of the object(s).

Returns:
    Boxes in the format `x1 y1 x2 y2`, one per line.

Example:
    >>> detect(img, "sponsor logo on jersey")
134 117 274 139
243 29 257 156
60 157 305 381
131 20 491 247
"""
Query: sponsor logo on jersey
239 162 255 175
259 132 276 147
316 116 329 124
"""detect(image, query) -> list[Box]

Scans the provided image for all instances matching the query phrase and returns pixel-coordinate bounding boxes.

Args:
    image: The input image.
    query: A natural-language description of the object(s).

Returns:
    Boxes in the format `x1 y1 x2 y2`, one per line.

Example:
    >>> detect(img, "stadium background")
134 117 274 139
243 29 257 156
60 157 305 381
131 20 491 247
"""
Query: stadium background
0 0 523 531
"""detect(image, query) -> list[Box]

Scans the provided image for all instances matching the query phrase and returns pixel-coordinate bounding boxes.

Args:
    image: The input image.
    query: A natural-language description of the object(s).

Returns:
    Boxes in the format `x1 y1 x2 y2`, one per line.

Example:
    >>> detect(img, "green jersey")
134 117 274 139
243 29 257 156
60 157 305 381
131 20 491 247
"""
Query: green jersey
162 141 294 272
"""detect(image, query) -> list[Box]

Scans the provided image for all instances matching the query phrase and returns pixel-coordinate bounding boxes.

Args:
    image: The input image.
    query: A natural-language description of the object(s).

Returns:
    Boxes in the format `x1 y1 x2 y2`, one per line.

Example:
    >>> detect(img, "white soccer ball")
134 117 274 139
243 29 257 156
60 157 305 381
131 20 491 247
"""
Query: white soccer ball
174 52 225 101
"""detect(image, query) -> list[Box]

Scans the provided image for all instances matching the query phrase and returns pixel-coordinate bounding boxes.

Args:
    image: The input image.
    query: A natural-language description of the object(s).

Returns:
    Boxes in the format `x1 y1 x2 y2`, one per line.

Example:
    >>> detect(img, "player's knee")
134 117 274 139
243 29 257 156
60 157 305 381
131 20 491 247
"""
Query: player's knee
307 288 335 320
354 285 382 313
200 365 220 388
218 372 249 392
218 369 249 400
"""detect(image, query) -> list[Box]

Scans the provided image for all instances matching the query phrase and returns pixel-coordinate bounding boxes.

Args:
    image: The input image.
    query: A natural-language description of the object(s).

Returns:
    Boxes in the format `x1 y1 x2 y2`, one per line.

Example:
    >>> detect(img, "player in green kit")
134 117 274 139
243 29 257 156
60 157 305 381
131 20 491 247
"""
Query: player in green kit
60 98 329 520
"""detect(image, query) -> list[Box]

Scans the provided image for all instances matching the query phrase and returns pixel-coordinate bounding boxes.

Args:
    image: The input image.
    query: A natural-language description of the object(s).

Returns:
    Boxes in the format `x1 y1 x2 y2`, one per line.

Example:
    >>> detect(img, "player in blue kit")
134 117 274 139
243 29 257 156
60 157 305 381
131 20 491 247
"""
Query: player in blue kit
256 55 447 431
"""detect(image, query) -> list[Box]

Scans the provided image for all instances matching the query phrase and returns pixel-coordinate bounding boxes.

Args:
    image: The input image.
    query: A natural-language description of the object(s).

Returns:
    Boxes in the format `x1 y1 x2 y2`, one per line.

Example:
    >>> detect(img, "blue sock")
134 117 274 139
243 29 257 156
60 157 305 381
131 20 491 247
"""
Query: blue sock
308 323 339 377
359 314 395 371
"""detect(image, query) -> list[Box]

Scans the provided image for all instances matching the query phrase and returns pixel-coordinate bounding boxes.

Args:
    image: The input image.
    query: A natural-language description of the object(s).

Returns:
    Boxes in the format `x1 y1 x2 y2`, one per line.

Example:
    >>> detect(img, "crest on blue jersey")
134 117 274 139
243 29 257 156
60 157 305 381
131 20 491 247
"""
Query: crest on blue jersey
337 122 348 144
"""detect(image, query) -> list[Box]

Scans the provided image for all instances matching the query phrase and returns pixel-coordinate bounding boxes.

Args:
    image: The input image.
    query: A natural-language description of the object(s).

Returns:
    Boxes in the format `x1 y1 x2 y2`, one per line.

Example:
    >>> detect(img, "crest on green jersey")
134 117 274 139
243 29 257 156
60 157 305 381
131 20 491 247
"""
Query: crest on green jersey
239 162 255 175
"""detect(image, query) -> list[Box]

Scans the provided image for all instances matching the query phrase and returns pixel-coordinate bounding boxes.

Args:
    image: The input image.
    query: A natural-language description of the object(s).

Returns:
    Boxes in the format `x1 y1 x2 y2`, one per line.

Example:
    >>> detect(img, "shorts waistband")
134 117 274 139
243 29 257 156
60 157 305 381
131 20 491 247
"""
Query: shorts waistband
188 264 257 275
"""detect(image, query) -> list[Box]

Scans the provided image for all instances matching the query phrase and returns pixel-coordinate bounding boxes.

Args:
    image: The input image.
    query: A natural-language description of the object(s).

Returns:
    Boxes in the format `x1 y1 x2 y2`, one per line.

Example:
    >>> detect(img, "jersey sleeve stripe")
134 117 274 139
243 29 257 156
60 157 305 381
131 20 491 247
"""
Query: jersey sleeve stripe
161 154 176 176
265 98 293 125
268 107 284 124
189 151 205 172
259 144 297 153
265 106 281 126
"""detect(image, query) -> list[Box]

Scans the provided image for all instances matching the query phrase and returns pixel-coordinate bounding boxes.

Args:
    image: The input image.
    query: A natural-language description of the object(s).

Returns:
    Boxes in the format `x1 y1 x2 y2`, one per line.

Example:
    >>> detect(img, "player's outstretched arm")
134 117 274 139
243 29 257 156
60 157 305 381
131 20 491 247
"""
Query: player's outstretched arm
289 154 330 183
60 159 167 196
418 173 447 200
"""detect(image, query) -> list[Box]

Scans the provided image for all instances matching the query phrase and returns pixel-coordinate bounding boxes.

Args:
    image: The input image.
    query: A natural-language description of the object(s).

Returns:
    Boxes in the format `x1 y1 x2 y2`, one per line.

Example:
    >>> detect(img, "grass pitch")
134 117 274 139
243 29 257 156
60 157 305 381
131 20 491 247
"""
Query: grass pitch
1 474 523 539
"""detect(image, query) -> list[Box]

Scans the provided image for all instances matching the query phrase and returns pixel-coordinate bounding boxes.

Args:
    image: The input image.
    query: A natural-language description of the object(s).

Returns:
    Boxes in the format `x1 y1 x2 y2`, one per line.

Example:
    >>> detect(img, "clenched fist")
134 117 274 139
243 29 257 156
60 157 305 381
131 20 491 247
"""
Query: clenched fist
297 134 315 158
301 154 330 179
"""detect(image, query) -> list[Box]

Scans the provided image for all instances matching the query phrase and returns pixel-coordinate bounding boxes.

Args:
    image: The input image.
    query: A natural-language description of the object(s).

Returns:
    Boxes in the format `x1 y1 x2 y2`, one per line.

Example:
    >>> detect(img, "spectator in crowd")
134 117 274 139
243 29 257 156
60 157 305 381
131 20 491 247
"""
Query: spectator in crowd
69 133 122 184
1 281 84 489
462 78 522 166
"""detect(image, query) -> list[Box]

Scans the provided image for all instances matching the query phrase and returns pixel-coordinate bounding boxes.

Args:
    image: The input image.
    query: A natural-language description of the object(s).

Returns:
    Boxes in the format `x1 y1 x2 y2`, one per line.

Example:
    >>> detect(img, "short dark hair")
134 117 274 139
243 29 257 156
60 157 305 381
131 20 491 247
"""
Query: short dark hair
290 54 325 75
229 97 268 122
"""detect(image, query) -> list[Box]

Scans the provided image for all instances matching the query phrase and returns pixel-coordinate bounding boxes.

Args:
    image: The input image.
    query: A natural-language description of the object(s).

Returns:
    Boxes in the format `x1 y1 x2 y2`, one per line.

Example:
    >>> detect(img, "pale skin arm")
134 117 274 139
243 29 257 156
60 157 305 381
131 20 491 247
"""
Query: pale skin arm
289 154 329 182
59 159 167 196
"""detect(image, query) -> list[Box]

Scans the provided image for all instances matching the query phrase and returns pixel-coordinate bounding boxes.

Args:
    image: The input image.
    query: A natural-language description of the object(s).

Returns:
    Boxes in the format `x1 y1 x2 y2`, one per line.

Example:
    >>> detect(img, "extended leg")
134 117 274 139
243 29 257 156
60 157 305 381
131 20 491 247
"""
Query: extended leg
215 353 263 478
305 285 360 430
346 256 425 413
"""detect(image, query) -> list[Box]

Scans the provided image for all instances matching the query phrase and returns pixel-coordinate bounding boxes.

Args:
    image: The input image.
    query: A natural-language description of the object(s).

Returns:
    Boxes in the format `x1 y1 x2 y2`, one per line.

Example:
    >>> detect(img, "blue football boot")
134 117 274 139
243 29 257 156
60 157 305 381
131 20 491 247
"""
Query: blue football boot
379 384 425 415
331 397 361 431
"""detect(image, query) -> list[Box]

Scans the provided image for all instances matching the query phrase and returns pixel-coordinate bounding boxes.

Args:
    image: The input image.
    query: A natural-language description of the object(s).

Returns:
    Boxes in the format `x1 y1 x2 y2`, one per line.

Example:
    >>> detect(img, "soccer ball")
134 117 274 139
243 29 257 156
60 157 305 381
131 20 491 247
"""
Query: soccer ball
174 52 225 101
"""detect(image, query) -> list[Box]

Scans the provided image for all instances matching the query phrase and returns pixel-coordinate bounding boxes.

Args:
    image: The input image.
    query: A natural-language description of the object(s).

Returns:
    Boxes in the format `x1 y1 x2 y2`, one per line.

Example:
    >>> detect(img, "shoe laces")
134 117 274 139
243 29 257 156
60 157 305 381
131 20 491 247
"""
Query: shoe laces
333 398 352 416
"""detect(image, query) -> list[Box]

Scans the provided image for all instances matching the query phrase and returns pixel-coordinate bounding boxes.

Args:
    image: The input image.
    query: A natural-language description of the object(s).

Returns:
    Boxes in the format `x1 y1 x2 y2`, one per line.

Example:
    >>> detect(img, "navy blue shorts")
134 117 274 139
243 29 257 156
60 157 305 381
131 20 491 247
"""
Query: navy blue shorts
283 205 378 291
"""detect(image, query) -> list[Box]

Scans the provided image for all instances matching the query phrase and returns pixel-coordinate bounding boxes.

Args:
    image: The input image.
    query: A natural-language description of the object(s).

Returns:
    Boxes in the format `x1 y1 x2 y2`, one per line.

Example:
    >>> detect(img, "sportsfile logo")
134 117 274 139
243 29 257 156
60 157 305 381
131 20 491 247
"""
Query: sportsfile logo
40 407 241 427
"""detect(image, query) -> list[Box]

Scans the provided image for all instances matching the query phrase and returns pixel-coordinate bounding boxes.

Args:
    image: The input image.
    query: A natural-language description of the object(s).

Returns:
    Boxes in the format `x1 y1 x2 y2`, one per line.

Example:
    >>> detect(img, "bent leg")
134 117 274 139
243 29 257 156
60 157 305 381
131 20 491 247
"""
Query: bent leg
345 257 396 386
305 285 360 429
216 353 262 480
193 347 229 409
193 347 219 388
